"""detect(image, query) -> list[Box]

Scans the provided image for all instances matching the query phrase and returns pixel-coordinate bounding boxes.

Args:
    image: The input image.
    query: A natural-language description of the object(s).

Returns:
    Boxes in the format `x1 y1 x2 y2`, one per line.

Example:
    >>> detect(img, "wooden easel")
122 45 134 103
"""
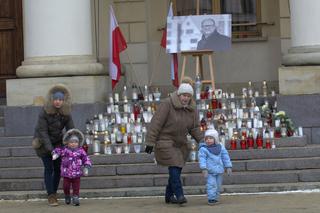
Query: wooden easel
179 0 216 90
180 50 216 90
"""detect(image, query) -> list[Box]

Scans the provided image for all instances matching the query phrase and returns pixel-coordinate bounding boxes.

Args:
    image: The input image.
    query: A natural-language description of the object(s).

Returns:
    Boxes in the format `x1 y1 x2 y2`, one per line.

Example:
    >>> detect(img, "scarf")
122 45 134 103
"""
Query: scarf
206 143 221 155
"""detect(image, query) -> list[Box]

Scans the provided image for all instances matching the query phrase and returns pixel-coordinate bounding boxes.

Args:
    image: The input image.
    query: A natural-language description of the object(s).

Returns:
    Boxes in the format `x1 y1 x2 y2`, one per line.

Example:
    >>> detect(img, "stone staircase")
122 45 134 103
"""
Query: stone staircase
0 98 6 137
1 135 320 200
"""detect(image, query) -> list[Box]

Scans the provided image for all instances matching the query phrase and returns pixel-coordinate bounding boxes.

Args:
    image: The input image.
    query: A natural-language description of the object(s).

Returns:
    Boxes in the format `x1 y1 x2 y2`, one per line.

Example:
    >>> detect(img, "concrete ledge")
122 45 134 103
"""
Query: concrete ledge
185 172 299 185
277 94 320 128
279 66 320 95
225 135 307 149
2 182 320 200
230 144 320 160
246 157 320 171
4 103 106 136
6 76 110 106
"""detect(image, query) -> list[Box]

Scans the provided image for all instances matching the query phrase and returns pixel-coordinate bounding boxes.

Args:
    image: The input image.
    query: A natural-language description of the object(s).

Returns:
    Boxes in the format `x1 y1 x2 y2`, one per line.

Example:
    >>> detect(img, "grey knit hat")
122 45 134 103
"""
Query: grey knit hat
177 83 194 96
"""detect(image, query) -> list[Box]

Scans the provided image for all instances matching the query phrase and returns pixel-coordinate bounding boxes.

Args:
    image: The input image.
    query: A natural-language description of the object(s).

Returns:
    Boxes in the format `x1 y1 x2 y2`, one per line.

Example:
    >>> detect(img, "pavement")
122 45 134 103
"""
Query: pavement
1 191 320 213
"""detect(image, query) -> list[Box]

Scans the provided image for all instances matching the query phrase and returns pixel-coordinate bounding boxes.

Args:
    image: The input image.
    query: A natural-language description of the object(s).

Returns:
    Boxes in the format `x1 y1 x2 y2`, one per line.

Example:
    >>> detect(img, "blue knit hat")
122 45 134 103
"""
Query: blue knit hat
52 91 64 100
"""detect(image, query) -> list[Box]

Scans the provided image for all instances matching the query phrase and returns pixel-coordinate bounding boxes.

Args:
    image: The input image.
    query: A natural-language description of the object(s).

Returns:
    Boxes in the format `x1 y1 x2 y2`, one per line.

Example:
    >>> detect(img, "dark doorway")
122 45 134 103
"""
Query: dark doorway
0 0 23 98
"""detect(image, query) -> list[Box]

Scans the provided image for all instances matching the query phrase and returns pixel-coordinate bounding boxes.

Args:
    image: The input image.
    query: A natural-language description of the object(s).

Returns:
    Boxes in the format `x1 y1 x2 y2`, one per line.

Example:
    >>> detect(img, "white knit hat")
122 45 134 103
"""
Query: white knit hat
205 128 219 143
177 83 194 96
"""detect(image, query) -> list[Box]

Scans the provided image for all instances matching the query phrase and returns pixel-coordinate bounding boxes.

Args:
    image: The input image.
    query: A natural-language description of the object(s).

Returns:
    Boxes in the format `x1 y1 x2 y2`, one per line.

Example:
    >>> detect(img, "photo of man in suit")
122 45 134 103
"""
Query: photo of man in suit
197 18 231 51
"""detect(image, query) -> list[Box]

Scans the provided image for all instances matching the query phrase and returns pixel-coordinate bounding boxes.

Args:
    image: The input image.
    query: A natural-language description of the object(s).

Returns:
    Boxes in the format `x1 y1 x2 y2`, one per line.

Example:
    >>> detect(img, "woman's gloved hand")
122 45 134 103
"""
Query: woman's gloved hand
145 145 153 154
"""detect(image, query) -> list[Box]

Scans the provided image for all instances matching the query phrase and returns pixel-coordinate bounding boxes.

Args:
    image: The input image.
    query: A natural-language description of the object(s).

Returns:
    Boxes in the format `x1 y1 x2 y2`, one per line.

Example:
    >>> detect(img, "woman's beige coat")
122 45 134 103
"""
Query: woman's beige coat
146 92 204 167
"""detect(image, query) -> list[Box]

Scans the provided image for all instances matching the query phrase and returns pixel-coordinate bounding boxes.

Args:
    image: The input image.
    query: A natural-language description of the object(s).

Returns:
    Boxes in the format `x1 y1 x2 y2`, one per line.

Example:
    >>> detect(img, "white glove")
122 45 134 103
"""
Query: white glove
202 170 208 178
226 168 232 176
52 153 59 160
83 167 89 176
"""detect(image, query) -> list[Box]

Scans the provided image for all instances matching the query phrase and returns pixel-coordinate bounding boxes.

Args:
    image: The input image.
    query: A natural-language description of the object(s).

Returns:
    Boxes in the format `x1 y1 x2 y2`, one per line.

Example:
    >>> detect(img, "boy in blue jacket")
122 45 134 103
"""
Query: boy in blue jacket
198 128 232 205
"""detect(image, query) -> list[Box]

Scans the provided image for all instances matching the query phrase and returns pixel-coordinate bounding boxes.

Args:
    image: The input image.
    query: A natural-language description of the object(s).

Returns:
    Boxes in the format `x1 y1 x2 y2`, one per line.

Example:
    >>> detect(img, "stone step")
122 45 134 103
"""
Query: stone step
0 136 309 158
0 153 156 168
0 127 4 137
1 168 320 192
1 144 320 168
225 136 307 149
0 117 4 127
0 136 33 147
0 105 5 117
230 144 320 160
0 135 308 149
1 181 320 200
2 156 320 179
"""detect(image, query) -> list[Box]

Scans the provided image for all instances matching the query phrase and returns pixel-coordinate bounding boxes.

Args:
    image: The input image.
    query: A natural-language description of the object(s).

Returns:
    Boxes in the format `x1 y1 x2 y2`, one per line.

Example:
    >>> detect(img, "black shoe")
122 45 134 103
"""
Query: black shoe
208 199 218 205
72 196 80 206
165 195 178 204
65 195 71 205
176 196 187 204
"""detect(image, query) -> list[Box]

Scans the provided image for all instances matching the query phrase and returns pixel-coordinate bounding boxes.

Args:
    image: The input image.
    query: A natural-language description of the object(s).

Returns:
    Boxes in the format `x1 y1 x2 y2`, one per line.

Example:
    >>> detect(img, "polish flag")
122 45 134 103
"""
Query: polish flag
160 2 179 88
109 6 127 90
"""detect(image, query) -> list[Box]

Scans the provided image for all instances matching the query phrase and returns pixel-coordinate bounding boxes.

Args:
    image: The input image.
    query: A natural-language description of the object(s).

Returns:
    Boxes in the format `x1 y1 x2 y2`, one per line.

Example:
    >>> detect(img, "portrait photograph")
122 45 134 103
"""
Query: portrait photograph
166 14 232 53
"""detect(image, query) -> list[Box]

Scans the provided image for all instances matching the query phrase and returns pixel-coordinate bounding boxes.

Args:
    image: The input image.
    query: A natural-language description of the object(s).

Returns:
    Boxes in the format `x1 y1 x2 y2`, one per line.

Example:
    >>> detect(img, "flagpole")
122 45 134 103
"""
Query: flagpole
124 51 143 87
148 43 163 86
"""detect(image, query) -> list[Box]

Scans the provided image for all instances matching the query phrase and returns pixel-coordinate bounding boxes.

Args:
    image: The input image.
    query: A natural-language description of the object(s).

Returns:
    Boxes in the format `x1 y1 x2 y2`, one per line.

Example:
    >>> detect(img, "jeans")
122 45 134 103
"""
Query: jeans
166 166 184 198
63 177 81 196
41 155 61 195
207 173 223 200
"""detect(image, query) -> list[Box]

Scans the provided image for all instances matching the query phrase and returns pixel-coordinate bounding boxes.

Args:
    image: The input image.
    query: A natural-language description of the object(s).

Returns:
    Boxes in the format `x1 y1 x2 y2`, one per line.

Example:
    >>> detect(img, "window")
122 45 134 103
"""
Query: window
173 0 261 38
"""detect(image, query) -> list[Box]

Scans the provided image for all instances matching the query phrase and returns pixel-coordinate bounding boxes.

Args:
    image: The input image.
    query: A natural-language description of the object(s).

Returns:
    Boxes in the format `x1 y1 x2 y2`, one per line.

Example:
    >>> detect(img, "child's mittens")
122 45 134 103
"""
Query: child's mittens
226 168 232 176
52 153 59 160
83 167 89 176
202 170 208 178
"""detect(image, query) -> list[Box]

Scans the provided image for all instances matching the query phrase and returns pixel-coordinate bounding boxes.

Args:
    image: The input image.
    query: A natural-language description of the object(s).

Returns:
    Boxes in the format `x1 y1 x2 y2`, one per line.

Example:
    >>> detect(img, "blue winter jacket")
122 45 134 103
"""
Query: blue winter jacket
198 143 232 174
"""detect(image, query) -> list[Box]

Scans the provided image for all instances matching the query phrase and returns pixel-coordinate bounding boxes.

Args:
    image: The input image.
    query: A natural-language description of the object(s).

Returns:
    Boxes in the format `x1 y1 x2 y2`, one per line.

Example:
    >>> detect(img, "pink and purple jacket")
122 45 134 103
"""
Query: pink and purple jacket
53 147 92 179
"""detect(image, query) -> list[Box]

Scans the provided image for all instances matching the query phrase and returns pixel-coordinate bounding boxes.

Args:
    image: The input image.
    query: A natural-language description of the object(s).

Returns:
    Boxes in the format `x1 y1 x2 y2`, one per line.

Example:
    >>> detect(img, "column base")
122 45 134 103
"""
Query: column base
282 45 320 66
6 76 111 106
279 66 320 95
16 55 104 77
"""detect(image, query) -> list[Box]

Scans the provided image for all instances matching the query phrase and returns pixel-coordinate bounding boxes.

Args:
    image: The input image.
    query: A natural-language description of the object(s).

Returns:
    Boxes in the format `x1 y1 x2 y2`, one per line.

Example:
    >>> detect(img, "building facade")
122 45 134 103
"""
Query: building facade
1 0 320 105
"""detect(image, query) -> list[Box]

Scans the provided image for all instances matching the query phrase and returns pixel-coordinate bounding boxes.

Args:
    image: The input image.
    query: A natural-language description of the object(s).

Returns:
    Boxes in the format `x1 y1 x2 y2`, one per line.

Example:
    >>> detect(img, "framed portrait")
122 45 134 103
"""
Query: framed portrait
166 14 232 53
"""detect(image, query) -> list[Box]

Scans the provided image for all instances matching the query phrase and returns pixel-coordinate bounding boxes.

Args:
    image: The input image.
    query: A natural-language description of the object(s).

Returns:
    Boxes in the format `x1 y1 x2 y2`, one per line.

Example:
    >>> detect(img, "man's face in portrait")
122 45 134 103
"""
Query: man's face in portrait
201 19 216 38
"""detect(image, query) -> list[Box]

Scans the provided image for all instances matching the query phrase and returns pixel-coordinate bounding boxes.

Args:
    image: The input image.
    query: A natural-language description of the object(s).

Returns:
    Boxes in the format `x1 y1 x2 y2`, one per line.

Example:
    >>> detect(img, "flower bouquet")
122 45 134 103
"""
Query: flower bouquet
274 111 295 137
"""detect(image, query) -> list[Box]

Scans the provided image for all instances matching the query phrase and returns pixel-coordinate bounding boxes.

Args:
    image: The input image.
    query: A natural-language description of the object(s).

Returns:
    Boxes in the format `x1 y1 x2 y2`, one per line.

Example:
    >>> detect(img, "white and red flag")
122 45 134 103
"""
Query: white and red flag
160 2 179 88
109 6 127 90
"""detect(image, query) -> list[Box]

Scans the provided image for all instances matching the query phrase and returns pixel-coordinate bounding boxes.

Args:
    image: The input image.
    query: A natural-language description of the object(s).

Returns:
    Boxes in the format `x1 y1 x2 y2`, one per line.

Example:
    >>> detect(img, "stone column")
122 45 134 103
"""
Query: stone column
279 0 320 94
7 0 108 106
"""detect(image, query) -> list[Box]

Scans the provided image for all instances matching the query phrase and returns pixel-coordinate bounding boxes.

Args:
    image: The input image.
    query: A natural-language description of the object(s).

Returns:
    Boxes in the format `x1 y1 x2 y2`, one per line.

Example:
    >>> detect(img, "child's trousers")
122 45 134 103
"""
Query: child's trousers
207 173 223 201
63 177 80 196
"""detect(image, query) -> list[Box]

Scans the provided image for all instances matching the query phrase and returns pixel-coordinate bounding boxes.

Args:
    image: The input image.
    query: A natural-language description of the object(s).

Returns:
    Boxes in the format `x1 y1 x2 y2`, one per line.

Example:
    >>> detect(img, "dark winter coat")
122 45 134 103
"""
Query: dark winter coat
33 84 74 157
197 30 231 51
146 92 204 167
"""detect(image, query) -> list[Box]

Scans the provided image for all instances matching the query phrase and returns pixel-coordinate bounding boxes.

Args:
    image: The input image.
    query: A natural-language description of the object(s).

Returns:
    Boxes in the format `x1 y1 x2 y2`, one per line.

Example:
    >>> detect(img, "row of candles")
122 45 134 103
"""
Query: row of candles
83 81 299 156
109 85 161 104
109 81 274 105
194 78 273 101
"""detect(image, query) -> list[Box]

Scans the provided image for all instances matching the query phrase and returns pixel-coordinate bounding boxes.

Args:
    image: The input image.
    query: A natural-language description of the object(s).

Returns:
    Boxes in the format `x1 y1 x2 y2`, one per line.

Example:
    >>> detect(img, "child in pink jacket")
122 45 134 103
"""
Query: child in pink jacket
52 129 92 206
